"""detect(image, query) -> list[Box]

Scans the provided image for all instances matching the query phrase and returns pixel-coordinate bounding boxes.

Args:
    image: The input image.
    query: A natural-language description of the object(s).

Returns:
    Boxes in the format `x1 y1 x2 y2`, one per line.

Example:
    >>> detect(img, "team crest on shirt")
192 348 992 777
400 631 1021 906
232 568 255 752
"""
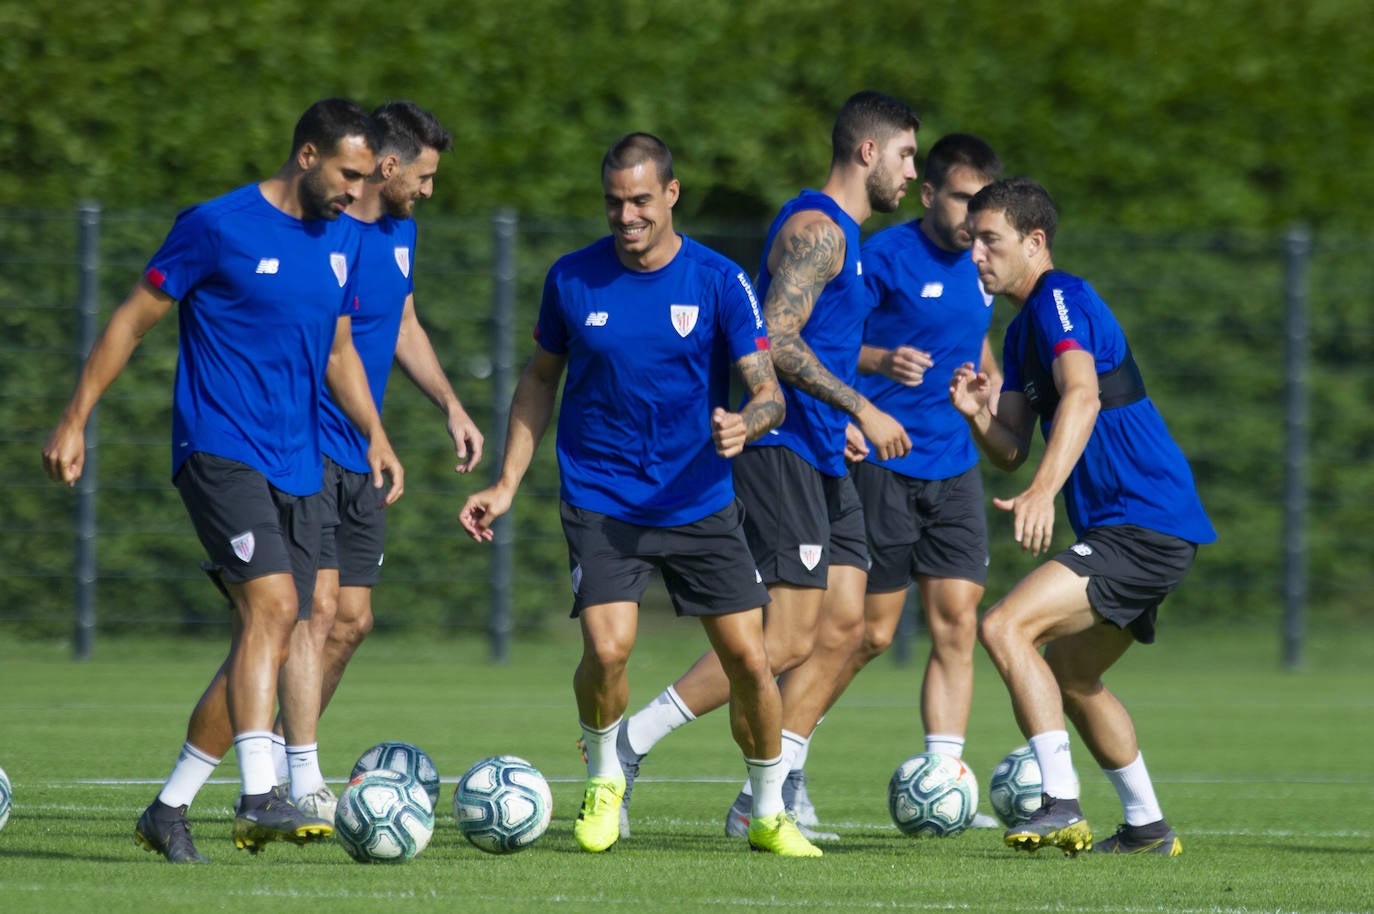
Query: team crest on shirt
394 246 410 278
330 252 348 287
670 305 699 338
230 531 255 563
798 543 823 571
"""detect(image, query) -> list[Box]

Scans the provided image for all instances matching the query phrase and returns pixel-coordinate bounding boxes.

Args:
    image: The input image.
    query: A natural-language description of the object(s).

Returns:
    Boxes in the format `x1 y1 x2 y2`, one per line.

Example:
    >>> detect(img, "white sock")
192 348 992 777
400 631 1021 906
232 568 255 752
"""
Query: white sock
233 730 279 797
580 718 622 779
1028 729 1080 800
270 732 289 785
792 729 812 771
925 733 966 758
1104 752 1164 826
746 754 786 819
287 742 326 800
624 686 695 756
157 741 220 809
780 729 808 771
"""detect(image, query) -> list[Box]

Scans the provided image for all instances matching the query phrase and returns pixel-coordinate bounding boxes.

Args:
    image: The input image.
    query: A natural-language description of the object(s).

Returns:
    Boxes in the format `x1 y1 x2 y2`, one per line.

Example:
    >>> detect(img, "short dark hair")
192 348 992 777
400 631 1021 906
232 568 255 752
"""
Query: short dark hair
924 133 1002 190
291 97 383 156
601 132 674 184
372 100 453 161
968 177 1059 249
830 91 921 165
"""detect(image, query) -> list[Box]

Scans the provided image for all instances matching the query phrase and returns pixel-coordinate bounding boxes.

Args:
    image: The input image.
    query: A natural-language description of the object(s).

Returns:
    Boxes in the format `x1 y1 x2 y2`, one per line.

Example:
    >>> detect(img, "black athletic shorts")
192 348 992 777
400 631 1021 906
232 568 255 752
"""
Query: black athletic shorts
1052 524 1198 644
851 461 990 592
174 451 322 619
732 445 869 587
559 499 770 618
319 456 387 587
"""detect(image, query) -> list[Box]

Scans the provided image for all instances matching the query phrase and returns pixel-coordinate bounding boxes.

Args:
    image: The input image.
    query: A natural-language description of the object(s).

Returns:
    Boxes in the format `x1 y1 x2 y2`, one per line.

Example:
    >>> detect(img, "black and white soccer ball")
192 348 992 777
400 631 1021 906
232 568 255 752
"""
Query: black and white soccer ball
453 755 553 854
335 768 435 863
351 740 441 809
989 745 1043 826
888 752 979 838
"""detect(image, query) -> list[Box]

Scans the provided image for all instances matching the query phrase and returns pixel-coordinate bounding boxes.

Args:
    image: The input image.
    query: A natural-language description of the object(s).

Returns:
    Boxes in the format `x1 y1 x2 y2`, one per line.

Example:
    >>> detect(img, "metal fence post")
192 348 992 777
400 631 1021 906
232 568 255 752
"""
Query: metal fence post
74 201 101 660
488 208 518 663
1281 223 1310 671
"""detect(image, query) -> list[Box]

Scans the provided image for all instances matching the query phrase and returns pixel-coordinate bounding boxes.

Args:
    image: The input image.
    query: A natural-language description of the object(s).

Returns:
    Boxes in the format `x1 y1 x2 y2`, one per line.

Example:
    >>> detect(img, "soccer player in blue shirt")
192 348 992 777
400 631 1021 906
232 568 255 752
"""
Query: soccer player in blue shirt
614 91 921 841
283 100 483 819
459 133 820 857
43 98 404 862
783 134 1006 831
951 177 1217 856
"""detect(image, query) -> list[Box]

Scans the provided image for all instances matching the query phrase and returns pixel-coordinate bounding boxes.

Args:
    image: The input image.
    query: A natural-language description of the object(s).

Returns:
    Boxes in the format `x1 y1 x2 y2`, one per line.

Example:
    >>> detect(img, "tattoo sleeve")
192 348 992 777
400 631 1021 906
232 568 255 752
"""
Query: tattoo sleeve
735 349 784 441
765 218 864 415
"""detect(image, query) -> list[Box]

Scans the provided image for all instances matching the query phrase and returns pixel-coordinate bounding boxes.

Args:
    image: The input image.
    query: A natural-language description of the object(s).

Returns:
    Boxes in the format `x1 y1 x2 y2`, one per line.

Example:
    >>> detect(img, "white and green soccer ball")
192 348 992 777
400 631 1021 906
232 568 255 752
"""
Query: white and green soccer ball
453 755 553 854
888 752 979 838
989 745 1043 826
0 766 10 832
335 768 435 864
351 740 441 809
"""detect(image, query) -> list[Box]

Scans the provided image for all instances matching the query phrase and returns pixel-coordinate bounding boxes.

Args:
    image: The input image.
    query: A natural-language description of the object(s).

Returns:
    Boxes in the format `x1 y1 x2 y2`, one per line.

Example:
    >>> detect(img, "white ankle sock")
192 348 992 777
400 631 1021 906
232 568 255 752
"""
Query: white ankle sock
233 730 278 797
1103 752 1164 826
287 742 326 799
1028 730 1079 800
157 741 220 809
580 719 622 779
925 733 966 758
745 754 786 819
624 686 694 756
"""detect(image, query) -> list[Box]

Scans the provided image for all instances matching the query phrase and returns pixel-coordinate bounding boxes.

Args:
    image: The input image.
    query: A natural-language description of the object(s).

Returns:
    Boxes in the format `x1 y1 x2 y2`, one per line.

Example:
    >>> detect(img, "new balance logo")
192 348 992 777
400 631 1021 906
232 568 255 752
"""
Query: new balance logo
920 282 944 298
585 312 609 326
255 258 279 274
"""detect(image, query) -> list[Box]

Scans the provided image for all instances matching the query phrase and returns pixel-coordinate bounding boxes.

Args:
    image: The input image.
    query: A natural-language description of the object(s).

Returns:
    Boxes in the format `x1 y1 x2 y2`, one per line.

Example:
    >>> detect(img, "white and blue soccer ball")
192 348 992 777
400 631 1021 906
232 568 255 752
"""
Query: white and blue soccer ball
335 768 435 863
351 740 441 809
888 752 979 838
0 766 11 832
453 755 553 854
989 745 1043 826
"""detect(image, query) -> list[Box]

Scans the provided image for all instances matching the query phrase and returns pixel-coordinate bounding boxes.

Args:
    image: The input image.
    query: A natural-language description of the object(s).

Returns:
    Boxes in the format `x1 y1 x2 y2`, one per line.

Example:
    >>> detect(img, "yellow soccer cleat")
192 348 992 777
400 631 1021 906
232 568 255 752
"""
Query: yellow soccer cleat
1003 794 1093 857
573 774 625 852
747 811 823 858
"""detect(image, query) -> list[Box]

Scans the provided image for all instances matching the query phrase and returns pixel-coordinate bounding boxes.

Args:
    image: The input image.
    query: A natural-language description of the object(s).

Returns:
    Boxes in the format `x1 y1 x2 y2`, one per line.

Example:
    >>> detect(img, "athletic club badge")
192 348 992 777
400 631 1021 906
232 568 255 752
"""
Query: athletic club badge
798 543 822 571
330 252 348 287
670 304 699 338
230 531 255 563
394 246 410 278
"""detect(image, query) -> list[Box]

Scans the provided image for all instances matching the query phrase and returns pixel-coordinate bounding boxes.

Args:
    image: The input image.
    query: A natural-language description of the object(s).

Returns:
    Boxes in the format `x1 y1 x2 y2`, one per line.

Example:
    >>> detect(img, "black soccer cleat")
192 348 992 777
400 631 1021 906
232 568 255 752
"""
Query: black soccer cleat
232 785 332 854
1093 820 1183 856
135 799 210 863
1003 793 1093 856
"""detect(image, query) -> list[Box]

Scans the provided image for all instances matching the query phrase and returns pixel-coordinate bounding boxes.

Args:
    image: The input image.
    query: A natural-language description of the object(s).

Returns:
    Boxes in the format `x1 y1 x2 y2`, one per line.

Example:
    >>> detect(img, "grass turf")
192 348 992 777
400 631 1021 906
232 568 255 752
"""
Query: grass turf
0 622 1370 913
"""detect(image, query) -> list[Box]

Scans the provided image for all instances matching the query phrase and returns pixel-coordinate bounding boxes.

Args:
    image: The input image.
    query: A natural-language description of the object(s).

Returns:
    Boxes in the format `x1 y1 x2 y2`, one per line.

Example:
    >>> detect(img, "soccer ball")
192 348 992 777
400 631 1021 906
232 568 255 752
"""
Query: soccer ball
0 766 11 832
888 752 979 838
989 745 1043 826
453 755 553 854
351 741 441 808
335 768 435 863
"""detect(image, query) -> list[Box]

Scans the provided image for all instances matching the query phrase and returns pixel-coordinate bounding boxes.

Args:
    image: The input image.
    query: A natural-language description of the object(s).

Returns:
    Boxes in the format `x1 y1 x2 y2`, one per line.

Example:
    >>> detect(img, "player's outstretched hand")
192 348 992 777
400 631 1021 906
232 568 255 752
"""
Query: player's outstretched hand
992 486 1057 555
856 404 910 461
42 422 87 486
369 438 405 506
883 345 934 386
949 361 991 418
843 422 870 464
712 407 748 458
459 486 514 543
449 411 485 474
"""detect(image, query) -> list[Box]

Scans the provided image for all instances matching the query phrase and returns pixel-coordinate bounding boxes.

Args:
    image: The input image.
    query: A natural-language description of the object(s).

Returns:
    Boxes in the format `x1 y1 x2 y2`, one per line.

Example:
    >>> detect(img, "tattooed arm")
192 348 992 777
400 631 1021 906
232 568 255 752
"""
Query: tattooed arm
764 210 911 460
712 349 784 458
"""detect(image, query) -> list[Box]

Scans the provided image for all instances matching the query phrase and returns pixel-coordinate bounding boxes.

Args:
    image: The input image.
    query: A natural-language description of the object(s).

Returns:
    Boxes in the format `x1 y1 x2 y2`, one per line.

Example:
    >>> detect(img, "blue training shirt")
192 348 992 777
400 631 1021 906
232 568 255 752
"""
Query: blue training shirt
746 190 867 477
859 219 992 480
1002 271 1217 544
535 234 769 527
319 214 417 474
146 183 362 496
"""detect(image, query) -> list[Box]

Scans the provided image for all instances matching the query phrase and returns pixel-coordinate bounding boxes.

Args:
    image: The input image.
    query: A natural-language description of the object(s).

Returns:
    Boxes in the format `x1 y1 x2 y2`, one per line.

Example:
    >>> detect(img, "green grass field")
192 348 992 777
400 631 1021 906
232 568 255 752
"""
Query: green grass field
1 622 1370 913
